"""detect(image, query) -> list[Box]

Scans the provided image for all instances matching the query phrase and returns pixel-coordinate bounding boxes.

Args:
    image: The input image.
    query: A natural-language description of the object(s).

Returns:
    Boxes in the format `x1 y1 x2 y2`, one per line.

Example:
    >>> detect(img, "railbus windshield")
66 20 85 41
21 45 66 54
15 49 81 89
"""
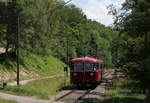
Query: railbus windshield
72 62 101 71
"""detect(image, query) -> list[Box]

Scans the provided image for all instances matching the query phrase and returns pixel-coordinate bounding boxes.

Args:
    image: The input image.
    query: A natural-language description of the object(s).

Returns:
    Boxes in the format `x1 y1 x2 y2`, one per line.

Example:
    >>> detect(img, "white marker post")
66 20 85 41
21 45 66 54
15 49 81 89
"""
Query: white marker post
64 67 68 87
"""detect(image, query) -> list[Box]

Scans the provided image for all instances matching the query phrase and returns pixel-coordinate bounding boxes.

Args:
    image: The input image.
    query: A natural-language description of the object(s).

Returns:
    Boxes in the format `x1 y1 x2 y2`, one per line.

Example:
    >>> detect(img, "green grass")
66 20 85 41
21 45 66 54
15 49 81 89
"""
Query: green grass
0 53 68 100
22 54 66 76
0 54 66 81
81 78 145 103
0 99 17 103
0 77 70 100
102 79 145 103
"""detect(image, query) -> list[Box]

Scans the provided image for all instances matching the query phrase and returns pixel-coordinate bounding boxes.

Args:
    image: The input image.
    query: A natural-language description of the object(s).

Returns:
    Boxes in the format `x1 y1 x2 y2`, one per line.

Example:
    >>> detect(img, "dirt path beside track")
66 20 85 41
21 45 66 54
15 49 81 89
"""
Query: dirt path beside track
8 75 63 86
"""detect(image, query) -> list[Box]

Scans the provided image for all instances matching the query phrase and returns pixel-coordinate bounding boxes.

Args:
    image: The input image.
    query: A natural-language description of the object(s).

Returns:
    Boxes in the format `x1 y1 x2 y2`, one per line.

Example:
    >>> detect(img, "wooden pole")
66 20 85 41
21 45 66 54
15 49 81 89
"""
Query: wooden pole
16 12 20 86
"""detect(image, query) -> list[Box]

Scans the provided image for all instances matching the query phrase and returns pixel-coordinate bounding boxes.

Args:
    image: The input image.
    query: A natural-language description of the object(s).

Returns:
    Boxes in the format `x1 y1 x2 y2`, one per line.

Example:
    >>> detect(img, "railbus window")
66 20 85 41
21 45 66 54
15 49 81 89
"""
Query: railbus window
101 64 103 69
72 62 101 71
93 63 99 70
84 62 94 71
101 64 104 69
99 63 101 69
73 62 84 71
84 62 99 71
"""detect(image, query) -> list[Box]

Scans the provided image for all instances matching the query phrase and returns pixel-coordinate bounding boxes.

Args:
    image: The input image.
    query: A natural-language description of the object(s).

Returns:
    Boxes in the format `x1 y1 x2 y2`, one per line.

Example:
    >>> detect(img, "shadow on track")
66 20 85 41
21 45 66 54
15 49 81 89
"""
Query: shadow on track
60 84 97 91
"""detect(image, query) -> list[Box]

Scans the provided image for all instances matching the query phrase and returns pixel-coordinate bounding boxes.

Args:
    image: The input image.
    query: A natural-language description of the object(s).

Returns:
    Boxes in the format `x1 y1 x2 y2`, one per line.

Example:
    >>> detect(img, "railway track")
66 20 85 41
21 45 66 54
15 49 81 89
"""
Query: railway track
52 88 92 103
51 72 112 103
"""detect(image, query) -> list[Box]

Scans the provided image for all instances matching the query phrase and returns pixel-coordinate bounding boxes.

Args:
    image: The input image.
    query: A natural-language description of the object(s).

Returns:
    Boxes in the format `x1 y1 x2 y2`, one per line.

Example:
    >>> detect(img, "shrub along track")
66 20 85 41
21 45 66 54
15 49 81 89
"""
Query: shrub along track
8 74 63 86
51 72 113 103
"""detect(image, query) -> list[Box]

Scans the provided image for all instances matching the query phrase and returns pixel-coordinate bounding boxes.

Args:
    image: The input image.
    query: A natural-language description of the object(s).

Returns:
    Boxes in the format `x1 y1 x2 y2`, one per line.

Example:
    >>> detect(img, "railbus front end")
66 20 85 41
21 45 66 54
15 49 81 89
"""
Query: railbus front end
69 57 104 86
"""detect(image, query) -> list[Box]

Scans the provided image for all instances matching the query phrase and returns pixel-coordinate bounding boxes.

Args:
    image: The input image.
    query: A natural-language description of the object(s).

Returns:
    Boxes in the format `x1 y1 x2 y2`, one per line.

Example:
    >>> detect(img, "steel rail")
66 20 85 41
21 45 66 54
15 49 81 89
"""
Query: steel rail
71 89 91 103
54 89 76 101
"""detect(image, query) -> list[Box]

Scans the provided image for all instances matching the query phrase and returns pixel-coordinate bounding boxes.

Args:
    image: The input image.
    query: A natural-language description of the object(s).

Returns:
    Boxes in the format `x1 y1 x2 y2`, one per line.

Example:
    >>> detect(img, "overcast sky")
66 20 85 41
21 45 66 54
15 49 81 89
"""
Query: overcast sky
65 0 125 26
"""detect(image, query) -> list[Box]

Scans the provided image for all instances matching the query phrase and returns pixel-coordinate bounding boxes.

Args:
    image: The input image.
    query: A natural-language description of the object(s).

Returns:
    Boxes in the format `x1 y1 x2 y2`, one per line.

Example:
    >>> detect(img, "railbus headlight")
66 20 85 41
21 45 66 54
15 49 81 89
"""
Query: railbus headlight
90 73 94 76
73 73 77 76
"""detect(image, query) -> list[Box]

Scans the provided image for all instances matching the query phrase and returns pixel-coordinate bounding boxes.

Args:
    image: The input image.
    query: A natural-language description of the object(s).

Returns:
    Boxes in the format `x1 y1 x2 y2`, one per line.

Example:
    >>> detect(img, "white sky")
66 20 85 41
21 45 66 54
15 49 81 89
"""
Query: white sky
65 0 125 26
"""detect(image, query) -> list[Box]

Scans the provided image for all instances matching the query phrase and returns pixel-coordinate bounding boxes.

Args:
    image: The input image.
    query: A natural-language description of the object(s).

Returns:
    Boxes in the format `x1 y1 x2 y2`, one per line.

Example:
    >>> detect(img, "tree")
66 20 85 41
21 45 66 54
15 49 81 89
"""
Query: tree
112 0 150 97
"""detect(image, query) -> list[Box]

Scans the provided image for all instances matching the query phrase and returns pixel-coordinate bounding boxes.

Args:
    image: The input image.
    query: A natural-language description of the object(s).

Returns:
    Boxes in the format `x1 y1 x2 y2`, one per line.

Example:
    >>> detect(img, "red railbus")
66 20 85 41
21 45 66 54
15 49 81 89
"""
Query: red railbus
69 57 104 86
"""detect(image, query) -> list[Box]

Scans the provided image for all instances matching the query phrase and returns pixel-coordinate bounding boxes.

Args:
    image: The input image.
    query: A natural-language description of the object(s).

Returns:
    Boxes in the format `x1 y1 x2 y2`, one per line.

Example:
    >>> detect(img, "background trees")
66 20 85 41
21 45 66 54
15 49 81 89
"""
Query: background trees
0 0 118 68
112 0 150 96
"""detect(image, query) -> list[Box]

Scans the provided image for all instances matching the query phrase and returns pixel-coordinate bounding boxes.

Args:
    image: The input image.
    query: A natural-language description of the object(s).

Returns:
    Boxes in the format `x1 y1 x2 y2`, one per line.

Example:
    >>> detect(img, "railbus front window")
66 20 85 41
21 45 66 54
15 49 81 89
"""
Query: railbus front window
84 62 94 71
73 62 101 71
73 62 84 71
99 63 101 69
93 63 99 70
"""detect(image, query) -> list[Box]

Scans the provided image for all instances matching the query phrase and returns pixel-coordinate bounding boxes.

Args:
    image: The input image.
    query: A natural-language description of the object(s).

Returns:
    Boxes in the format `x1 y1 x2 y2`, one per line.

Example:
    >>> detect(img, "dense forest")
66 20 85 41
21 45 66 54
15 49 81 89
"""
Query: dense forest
111 0 150 102
0 0 118 67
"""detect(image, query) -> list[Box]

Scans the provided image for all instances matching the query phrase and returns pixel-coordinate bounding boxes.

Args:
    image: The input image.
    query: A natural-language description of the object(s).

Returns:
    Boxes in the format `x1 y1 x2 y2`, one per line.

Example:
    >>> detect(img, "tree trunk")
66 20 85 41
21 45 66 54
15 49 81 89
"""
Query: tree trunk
144 32 147 51
145 88 150 103
5 41 9 54
5 24 10 55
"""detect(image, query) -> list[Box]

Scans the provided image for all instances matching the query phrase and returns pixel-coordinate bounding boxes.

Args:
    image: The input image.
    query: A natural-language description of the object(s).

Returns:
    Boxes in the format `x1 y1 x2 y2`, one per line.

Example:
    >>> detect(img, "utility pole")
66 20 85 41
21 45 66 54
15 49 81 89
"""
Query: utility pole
66 38 69 67
17 16 20 86
15 0 20 86
64 37 69 87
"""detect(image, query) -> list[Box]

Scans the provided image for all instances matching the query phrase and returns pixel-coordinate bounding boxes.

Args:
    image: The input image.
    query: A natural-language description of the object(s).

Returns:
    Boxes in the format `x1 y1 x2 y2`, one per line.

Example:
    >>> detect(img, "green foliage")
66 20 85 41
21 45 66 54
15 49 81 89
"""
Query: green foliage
80 79 145 103
21 54 65 76
97 37 112 67
0 0 118 68
123 62 139 79
105 79 145 103
112 0 150 93
4 86 49 99
0 54 65 77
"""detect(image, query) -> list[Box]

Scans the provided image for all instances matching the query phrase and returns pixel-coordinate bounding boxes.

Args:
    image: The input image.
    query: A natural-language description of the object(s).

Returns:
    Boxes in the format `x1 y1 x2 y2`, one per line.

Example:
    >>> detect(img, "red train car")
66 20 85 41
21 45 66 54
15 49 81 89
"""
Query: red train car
69 57 104 86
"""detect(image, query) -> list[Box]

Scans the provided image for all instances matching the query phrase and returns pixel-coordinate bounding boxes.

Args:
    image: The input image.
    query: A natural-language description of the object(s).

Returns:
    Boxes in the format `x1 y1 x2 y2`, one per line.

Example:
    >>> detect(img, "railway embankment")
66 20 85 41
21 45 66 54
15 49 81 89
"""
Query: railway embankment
0 54 67 100
0 54 65 83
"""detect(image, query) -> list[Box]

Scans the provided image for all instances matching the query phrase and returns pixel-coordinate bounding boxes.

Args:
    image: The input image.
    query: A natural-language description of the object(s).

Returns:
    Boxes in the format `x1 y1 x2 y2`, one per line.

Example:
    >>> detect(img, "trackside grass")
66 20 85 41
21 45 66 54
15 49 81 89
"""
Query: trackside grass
0 77 70 100
102 79 145 103
81 78 145 103
0 99 17 103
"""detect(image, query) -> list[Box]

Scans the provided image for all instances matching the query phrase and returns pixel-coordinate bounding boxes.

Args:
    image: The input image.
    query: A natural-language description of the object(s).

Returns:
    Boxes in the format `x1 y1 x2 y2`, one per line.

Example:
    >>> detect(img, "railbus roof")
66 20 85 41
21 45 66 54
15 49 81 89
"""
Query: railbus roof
70 57 103 63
